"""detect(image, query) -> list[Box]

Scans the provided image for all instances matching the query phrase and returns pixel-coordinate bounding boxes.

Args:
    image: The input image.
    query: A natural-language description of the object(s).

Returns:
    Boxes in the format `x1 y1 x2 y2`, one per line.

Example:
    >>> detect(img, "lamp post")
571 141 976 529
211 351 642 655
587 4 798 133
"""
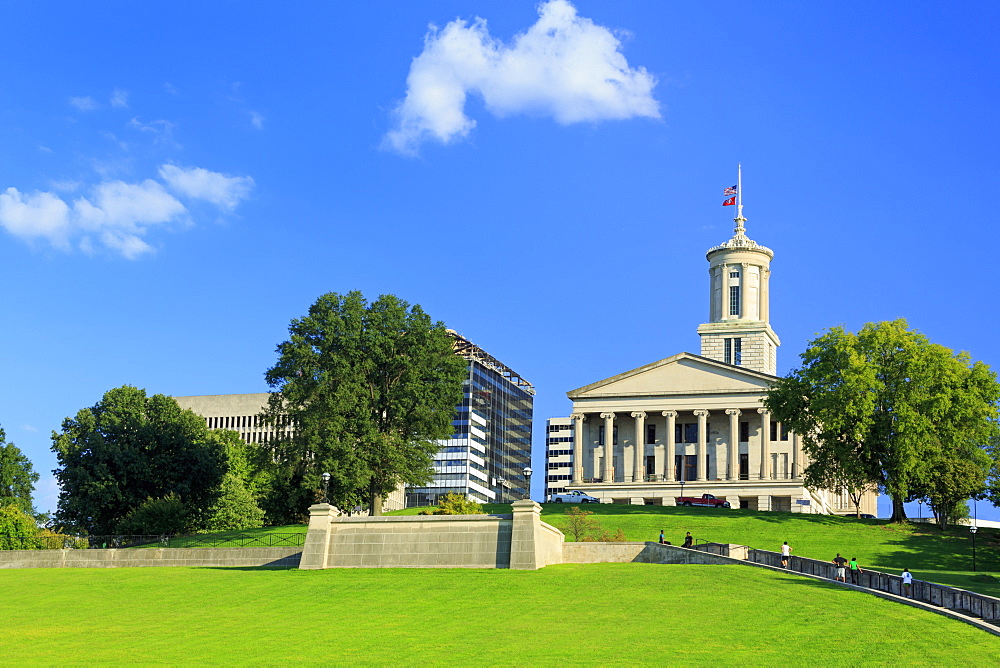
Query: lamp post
971 525 978 573
918 499 923 521
522 466 533 500
321 472 331 504
679 479 686 501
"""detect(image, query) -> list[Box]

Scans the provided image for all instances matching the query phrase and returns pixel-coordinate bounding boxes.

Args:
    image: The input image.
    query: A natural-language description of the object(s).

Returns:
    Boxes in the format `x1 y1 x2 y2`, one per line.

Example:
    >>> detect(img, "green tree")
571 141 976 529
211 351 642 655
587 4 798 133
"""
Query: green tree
202 430 266 531
765 319 1000 522
263 291 467 518
418 492 484 515
0 504 38 550
51 386 227 535
563 506 601 541
0 426 39 514
117 495 191 535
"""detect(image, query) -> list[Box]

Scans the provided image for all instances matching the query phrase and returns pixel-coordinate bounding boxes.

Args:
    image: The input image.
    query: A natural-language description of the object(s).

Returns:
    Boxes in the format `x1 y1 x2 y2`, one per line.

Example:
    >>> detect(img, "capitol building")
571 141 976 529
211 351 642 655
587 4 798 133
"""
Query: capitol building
546 190 877 515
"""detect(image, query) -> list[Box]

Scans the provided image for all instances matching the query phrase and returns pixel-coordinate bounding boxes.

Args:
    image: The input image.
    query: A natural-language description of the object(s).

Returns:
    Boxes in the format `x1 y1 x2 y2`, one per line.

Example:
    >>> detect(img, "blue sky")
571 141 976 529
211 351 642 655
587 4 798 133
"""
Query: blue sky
2 1 998 521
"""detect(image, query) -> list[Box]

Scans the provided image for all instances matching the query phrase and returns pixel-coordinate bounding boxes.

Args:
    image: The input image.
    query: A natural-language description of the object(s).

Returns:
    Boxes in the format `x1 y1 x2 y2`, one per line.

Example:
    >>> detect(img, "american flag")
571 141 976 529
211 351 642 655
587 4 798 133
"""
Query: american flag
723 185 737 196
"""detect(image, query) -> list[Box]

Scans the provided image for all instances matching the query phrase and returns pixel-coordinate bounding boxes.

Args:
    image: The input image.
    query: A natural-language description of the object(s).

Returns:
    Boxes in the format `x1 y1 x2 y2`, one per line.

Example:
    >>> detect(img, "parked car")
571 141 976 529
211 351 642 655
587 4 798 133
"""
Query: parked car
548 490 600 503
675 493 731 508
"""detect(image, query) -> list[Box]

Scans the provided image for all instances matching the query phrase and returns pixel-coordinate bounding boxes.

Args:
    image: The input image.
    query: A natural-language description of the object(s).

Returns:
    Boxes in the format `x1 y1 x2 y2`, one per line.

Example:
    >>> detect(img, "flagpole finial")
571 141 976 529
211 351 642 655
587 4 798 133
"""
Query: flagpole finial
735 163 745 230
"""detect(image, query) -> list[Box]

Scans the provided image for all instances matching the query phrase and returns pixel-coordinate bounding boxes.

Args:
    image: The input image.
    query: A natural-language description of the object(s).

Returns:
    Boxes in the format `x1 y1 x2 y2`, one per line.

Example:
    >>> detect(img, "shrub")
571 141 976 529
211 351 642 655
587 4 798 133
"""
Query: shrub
0 504 38 549
117 495 191 535
418 493 485 515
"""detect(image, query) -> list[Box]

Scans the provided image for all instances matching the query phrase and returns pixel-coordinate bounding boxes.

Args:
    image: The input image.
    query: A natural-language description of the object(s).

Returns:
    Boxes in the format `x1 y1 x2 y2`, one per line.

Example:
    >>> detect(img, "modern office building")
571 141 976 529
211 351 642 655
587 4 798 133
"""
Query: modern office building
547 187 876 515
405 331 534 507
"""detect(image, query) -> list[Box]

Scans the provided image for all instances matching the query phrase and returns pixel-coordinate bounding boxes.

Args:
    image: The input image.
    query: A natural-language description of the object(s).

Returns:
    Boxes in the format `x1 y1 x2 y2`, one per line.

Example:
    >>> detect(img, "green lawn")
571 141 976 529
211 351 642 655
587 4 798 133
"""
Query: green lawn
5 563 1000 665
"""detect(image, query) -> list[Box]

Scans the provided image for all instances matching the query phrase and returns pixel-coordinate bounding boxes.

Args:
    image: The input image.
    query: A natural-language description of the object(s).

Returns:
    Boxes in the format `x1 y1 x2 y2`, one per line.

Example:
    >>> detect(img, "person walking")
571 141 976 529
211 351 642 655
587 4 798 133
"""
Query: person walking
901 568 913 597
780 541 792 568
848 557 864 585
682 532 693 548
832 553 848 582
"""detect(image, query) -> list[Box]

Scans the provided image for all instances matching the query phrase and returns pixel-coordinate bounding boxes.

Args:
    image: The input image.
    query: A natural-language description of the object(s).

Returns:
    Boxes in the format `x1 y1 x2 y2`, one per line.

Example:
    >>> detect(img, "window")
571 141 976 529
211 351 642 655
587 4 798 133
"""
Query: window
729 285 741 316
724 338 741 365
730 270 740 278
598 426 616 445
770 422 790 441
647 424 656 444
739 421 749 442
675 423 698 443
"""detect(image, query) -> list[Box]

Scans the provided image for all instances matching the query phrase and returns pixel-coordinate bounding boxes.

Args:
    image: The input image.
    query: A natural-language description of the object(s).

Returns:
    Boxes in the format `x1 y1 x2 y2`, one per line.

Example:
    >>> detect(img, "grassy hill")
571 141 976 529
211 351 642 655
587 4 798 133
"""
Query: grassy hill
390 503 1000 596
4 563 1000 664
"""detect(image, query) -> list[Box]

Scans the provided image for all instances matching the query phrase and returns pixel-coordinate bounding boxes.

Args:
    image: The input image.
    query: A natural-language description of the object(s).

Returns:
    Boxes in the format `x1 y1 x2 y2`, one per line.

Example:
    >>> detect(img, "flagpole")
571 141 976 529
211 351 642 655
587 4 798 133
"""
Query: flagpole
737 163 743 223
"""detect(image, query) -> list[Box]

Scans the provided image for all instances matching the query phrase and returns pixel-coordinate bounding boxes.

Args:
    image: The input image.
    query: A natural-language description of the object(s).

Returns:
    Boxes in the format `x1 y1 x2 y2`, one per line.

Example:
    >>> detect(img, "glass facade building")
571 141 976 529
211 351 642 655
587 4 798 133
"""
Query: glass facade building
405 332 534 507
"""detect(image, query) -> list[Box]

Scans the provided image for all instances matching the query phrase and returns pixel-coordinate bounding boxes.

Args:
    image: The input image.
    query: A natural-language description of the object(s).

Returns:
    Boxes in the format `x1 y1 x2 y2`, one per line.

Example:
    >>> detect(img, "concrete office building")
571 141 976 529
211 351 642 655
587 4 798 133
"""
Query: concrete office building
547 191 876 515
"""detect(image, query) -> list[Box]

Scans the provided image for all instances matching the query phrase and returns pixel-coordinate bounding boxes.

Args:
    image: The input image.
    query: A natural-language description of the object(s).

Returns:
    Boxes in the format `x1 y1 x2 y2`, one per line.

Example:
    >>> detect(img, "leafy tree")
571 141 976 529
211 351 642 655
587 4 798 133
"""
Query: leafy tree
201 430 266 531
765 319 1000 522
0 504 38 550
0 426 39 514
563 506 601 541
51 386 227 535
264 291 467 518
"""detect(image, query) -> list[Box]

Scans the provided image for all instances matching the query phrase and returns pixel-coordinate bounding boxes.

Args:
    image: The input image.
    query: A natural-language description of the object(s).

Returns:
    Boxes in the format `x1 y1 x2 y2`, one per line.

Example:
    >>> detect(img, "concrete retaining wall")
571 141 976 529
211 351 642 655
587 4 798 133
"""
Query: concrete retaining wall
300 500 563 570
563 542 740 565
0 547 301 569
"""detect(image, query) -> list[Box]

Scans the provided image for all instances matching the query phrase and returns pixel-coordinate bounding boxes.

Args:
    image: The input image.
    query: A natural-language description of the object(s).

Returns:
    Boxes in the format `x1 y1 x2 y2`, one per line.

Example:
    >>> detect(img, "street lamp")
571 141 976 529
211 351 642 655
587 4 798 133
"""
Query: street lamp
523 466 533 500
321 472 331 504
679 479 686 501
918 499 923 521
497 477 507 504
971 525 978 573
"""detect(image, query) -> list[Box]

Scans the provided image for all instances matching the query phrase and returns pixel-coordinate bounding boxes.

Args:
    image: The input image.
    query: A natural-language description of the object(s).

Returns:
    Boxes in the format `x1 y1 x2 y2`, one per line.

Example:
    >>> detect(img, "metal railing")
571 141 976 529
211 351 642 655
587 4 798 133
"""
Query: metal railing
1 533 306 550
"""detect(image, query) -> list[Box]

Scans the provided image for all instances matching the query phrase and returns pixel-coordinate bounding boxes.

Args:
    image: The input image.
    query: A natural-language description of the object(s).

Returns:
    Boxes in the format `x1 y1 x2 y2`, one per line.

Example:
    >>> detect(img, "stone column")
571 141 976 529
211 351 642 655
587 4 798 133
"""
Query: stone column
601 412 616 483
662 410 677 481
739 262 748 318
708 267 716 321
510 500 556 570
758 408 771 480
720 263 730 319
791 431 801 479
725 409 741 481
299 503 337 570
571 413 585 484
631 411 646 483
763 269 771 322
694 409 709 481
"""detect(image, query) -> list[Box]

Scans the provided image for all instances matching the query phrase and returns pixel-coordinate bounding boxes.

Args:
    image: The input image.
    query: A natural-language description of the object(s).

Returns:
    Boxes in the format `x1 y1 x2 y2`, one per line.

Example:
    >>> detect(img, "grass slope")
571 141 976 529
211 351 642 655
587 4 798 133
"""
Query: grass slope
388 503 1000 596
5 564 1000 665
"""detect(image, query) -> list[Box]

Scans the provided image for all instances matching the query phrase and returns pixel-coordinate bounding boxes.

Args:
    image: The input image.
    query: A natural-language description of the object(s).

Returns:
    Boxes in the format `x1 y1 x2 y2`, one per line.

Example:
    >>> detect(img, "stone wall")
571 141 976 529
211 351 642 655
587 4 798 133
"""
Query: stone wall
0 547 301 569
563 542 739 565
300 500 563 570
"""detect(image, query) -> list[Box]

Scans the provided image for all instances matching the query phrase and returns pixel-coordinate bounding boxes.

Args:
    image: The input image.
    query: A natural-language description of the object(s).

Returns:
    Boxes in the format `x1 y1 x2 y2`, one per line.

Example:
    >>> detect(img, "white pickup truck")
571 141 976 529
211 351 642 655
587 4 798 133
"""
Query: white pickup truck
548 490 600 503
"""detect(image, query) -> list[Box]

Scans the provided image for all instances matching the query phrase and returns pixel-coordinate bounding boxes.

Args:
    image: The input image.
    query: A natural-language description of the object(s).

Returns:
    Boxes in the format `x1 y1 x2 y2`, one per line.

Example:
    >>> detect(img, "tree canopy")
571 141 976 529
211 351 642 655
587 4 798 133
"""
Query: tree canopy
51 386 227 535
764 319 1000 525
0 425 38 514
263 291 467 518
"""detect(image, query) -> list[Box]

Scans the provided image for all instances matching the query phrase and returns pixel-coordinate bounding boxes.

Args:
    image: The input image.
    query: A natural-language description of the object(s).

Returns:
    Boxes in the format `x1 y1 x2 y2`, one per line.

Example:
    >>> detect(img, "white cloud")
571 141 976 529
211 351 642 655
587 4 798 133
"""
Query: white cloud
384 0 659 154
110 88 129 108
0 165 254 258
159 164 255 210
69 96 99 111
0 188 72 249
249 111 264 130
128 117 176 135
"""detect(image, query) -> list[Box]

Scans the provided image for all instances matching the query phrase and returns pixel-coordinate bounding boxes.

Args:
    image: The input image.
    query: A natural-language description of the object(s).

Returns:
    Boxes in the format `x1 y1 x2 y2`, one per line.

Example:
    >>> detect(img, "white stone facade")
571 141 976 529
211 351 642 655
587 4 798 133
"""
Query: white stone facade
547 209 876 516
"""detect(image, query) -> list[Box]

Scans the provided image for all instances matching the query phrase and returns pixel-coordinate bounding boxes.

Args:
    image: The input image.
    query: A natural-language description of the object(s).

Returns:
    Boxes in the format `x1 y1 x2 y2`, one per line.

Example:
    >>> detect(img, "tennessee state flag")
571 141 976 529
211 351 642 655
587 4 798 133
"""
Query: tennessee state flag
722 196 736 206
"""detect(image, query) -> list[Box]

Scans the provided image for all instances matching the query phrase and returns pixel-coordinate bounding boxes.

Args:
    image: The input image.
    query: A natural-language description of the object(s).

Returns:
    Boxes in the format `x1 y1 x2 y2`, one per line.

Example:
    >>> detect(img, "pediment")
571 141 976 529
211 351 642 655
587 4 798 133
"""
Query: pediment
567 352 777 399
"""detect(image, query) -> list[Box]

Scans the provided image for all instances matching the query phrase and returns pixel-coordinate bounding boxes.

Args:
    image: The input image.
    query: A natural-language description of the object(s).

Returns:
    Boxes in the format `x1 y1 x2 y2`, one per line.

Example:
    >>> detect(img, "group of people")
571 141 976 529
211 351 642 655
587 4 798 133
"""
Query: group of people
658 530 693 548
661 534 914 598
